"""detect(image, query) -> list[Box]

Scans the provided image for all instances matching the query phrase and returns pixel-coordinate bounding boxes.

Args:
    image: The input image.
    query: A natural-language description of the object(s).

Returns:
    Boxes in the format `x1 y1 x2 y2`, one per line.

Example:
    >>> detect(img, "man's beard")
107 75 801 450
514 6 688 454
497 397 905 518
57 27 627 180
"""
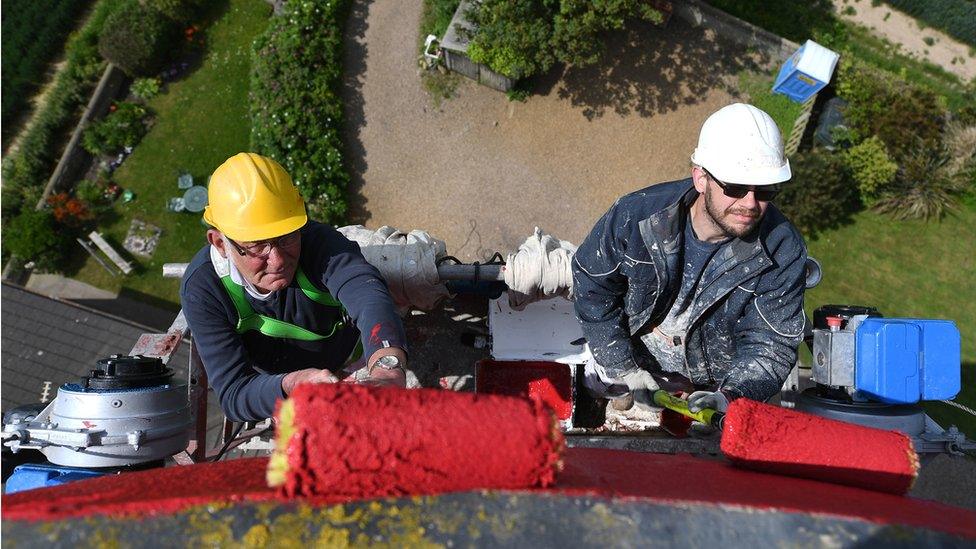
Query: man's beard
703 185 763 239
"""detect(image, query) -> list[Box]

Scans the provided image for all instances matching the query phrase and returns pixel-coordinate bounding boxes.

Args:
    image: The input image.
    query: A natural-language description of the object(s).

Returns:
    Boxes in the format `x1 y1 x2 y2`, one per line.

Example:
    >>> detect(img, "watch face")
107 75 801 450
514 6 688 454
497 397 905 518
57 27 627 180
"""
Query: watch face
376 355 401 369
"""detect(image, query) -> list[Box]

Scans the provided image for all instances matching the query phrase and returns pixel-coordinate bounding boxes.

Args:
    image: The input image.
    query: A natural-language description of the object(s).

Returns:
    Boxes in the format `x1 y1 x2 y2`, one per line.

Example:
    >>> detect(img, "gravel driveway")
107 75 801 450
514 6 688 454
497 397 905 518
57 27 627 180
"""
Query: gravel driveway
341 0 762 260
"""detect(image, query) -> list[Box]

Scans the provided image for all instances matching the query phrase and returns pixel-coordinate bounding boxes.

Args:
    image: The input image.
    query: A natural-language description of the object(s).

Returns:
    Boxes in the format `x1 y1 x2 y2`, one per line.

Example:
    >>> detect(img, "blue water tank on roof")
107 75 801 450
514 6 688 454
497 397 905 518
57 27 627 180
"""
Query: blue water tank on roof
855 318 961 404
772 40 840 103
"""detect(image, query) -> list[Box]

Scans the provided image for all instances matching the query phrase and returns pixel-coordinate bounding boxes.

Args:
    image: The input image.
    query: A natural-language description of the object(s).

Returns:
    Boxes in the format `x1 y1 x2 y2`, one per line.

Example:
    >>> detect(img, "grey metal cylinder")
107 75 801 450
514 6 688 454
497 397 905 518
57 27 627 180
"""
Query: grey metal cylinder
42 384 191 468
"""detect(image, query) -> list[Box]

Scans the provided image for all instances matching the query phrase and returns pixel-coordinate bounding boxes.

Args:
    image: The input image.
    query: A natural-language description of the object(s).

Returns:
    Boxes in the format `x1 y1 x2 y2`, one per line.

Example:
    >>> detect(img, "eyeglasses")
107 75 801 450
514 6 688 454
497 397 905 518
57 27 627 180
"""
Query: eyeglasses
227 231 300 258
704 169 782 202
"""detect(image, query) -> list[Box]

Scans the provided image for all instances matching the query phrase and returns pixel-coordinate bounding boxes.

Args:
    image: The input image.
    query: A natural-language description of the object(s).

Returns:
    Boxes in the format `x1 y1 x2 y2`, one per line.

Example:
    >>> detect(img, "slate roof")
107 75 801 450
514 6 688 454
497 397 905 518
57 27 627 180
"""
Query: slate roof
0 282 191 412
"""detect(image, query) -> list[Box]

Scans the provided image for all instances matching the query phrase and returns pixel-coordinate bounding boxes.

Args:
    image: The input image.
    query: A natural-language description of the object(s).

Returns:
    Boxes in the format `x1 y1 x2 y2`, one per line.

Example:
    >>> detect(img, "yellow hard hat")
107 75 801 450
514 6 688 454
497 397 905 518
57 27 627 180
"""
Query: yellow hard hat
203 153 307 242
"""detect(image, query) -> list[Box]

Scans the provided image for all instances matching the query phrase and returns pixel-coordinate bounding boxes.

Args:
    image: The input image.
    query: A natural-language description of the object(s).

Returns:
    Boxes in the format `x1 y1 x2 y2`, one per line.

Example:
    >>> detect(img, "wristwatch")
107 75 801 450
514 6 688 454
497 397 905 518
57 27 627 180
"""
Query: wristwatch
369 354 402 374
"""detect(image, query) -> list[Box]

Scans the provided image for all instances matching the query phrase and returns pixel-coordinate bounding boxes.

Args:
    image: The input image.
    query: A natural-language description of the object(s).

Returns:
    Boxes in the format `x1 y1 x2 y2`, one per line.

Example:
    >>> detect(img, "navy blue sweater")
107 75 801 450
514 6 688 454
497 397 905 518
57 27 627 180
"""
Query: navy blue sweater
180 222 407 421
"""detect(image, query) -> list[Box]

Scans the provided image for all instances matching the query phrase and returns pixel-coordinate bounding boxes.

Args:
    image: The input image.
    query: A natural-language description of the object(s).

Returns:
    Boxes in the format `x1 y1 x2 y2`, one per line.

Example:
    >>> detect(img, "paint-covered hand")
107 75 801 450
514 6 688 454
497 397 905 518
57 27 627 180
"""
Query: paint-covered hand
362 366 406 388
620 369 662 410
687 390 729 413
282 368 339 395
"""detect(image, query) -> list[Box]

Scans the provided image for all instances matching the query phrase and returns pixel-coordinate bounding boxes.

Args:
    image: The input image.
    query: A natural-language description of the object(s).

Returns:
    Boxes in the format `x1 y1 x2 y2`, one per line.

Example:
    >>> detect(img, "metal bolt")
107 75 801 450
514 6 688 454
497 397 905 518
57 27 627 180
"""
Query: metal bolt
816 352 825 366
112 399 123 408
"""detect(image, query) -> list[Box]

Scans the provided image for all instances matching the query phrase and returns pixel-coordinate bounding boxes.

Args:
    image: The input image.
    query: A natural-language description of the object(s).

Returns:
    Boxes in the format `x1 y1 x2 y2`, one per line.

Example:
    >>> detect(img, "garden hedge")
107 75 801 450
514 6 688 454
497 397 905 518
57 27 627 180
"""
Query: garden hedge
249 0 353 224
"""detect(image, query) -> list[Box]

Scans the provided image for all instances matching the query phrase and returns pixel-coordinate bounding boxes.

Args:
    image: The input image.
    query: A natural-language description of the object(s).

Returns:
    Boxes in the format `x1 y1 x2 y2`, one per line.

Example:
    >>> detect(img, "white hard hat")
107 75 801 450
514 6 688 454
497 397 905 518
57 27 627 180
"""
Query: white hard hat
690 103 792 186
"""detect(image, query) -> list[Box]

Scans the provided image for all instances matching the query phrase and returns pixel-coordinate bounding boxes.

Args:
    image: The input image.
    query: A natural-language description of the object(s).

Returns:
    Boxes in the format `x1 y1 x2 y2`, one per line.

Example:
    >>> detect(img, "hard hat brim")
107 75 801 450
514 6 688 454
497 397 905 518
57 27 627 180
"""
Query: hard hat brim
708 159 792 186
203 207 307 242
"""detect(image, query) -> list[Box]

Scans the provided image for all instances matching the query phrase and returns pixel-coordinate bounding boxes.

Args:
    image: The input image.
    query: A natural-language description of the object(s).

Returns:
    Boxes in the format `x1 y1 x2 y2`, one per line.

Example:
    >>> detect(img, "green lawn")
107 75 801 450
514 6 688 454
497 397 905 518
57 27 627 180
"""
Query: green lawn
737 70 806 137
70 0 271 305
804 199 976 435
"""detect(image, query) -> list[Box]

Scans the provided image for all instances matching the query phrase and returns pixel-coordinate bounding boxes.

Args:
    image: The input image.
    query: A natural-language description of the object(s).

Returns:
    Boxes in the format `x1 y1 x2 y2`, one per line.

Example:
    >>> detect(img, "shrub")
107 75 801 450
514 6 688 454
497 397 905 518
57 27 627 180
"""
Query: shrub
130 77 161 100
836 60 945 162
98 0 180 77
47 192 95 229
465 0 666 79
250 0 352 223
82 102 150 156
4 209 75 272
944 122 976 185
873 141 968 219
843 136 898 202
777 150 861 238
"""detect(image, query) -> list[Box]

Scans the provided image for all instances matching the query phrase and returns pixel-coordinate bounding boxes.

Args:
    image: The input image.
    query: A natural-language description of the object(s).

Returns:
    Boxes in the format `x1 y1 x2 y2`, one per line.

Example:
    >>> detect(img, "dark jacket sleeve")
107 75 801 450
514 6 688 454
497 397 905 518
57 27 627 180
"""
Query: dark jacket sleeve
180 266 287 422
572 200 641 376
720 226 807 401
308 227 408 362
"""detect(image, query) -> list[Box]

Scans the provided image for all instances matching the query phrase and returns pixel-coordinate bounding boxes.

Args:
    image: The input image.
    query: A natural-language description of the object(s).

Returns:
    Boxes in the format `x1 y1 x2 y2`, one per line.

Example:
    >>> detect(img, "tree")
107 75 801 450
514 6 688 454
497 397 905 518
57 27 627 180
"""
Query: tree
98 0 180 77
5 209 75 272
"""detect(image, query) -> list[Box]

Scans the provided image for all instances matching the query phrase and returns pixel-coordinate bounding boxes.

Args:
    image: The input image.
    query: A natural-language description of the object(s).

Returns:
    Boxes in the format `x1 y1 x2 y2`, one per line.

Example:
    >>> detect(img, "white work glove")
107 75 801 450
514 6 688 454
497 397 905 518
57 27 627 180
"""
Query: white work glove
687 390 729 413
619 369 662 410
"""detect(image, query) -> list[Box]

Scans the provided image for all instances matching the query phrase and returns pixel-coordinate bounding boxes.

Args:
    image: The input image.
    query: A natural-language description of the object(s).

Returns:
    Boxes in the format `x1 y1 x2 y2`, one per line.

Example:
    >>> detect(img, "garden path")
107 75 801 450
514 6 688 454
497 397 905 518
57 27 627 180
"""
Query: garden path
341 0 759 261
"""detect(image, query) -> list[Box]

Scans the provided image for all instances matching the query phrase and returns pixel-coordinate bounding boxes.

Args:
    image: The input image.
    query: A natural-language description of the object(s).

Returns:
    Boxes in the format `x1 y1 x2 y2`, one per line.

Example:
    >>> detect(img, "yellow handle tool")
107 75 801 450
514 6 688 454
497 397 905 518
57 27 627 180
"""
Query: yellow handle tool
652 390 725 428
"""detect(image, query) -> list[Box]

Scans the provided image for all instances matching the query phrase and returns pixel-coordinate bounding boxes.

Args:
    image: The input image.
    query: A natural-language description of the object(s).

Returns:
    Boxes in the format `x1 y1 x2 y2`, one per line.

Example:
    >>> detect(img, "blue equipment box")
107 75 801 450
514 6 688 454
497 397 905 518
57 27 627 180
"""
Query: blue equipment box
5 463 109 494
773 40 839 103
855 318 961 404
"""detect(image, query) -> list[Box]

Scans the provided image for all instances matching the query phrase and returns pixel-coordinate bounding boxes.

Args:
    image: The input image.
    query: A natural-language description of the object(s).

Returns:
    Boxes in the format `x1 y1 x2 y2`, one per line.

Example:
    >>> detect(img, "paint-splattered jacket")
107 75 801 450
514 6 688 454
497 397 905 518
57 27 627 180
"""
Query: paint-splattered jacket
181 222 407 421
572 179 807 402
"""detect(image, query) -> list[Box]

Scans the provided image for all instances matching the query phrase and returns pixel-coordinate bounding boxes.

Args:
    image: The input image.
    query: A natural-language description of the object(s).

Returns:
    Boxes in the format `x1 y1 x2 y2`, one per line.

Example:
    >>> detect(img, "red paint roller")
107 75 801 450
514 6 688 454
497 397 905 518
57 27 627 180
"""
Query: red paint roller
267 383 564 498
720 398 919 494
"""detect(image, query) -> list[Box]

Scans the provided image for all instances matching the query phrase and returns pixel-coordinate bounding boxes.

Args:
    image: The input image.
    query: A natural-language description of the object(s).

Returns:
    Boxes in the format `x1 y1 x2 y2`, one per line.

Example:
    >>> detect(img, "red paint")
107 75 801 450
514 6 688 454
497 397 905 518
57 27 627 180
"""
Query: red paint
2 457 277 521
4 449 974 539
475 360 573 420
278 384 563 498
368 323 382 346
720 398 918 494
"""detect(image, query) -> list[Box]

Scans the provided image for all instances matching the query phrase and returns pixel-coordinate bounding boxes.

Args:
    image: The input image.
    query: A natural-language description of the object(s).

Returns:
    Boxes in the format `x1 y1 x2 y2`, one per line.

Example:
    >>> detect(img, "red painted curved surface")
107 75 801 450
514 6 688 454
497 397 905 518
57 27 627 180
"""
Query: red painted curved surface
4 448 974 539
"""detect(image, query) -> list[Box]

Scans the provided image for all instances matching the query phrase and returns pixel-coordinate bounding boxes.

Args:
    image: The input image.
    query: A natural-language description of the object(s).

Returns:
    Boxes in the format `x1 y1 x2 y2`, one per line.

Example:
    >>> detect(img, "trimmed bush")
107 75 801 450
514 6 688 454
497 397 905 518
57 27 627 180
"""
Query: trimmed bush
777 150 861 238
4 209 75 272
82 102 151 155
250 0 352 223
98 0 180 77
844 136 898 203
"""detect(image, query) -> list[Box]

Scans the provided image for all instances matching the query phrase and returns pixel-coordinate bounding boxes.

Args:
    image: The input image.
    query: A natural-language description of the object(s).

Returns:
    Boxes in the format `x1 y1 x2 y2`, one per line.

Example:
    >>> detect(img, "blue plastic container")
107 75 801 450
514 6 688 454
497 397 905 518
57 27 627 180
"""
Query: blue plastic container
855 318 961 404
772 40 840 103
5 463 108 494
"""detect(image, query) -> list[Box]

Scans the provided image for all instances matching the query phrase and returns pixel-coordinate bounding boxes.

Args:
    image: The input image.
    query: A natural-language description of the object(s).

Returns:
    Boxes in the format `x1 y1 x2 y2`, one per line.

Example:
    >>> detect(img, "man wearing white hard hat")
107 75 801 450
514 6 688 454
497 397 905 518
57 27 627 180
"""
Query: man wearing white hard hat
572 103 806 417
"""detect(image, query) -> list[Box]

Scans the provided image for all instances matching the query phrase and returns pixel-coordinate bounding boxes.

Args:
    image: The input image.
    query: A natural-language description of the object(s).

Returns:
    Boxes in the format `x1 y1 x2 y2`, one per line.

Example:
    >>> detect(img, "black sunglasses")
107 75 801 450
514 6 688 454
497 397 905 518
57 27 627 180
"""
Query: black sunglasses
704 169 782 202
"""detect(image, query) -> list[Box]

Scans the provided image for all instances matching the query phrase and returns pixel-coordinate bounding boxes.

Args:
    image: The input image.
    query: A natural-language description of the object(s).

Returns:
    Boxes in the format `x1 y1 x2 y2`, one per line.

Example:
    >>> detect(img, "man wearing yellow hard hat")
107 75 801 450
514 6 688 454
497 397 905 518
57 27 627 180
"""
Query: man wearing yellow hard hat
180 153 407 421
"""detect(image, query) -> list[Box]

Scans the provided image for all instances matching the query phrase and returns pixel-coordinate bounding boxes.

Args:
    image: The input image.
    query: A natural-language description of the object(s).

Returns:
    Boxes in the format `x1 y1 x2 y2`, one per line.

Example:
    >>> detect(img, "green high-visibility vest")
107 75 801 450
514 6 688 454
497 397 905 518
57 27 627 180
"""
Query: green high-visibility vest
219 267 363 361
